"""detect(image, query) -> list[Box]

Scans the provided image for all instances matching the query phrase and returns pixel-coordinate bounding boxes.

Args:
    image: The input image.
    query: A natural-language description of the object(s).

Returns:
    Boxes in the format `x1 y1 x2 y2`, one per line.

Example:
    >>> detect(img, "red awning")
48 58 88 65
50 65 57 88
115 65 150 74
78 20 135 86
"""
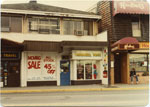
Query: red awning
112 37 139 47
111 37 139 52
113 1 149 16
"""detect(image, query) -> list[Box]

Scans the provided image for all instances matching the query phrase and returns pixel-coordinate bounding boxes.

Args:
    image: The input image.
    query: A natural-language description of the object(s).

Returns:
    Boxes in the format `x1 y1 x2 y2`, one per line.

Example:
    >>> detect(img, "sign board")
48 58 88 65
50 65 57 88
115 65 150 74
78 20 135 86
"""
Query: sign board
113 1 149 16
112 44 139 51
72 50 102 60
27 53 57 81
1 52 20 60
139 42 149 49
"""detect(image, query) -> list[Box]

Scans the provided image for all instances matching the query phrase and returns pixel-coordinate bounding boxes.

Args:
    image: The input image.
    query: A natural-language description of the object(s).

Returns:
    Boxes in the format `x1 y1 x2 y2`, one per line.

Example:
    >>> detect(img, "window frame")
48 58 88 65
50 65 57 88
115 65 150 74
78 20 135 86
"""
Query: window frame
131 16 142 37
63 18 93 36
1 16 22 33
28 17 60 34
76 60 100 80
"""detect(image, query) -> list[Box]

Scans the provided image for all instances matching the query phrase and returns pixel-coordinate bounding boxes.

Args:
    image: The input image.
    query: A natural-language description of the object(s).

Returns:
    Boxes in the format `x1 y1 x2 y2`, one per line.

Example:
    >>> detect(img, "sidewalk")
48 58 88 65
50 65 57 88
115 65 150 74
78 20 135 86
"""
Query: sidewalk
0 84 149 93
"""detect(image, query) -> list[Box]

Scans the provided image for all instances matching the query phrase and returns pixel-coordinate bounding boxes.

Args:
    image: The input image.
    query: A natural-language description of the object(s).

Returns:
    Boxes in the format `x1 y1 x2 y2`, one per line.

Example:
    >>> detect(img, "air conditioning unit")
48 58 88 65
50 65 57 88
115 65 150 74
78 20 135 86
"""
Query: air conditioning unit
76 30 83 36
1 27 10 32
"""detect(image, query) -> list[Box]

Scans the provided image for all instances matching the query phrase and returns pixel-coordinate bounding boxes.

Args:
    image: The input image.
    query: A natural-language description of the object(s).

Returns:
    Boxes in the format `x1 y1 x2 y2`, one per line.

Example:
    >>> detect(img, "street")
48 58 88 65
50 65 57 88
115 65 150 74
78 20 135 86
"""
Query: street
0 90 149 107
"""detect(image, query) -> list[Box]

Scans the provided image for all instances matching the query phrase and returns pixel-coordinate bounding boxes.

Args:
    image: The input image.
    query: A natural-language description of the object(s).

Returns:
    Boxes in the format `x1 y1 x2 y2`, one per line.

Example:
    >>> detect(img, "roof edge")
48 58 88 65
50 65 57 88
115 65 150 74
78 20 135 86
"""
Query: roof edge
1 8 101 19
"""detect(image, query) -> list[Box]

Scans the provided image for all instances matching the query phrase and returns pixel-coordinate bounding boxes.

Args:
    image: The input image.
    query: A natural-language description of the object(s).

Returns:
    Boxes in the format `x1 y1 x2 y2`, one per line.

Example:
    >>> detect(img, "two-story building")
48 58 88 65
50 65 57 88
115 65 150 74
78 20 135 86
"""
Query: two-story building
97 1 149 84
1 0 108 87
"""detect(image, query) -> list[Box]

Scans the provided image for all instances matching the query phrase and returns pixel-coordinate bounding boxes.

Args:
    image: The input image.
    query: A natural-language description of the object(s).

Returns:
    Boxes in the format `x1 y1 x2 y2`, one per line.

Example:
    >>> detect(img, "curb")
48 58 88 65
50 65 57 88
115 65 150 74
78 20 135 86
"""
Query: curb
0 87 149 93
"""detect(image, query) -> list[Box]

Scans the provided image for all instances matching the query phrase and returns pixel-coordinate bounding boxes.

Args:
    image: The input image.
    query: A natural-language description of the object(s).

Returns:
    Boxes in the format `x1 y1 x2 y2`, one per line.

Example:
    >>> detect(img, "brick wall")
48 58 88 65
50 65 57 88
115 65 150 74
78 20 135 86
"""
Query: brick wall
98 1 149 43
98 1 113 42
113 14 149 42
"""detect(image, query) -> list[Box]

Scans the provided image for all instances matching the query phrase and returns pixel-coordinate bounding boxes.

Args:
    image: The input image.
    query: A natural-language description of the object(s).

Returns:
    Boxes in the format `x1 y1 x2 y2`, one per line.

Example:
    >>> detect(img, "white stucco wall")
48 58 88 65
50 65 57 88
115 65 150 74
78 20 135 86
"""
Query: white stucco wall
21 51 60 87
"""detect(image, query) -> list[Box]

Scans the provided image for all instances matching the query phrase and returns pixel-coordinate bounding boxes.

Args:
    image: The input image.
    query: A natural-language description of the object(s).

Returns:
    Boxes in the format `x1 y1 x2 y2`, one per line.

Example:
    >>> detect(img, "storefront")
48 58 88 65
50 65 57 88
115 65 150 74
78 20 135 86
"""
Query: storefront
111 38 149 84
21 51 60 86
70 49 108 85
0 39 23 87
129 42 149 75
111 37 140 84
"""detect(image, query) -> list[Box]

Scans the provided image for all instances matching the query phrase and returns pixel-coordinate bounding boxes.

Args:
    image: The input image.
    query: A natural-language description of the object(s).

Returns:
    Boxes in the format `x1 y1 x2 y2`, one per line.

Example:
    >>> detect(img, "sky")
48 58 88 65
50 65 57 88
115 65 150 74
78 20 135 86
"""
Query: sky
0 0 100 11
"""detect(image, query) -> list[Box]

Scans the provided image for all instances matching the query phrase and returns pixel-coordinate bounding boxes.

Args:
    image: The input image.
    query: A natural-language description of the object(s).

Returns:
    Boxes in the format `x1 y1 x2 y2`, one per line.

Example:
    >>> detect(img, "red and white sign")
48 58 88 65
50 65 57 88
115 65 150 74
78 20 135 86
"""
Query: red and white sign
113 1 149 16
27 53 56 81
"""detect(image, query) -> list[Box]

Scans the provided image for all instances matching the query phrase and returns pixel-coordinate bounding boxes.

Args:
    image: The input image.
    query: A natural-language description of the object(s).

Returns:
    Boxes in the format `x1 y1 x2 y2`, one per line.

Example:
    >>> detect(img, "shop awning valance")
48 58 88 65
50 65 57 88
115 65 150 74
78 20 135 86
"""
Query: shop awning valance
1 38 24 51
111 37 139 52
113 1 149 16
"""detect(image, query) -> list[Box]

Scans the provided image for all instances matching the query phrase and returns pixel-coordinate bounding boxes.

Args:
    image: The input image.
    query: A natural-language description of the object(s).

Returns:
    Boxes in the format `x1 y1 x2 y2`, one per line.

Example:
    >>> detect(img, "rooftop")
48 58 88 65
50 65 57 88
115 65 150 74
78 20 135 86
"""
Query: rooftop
1 1 94 15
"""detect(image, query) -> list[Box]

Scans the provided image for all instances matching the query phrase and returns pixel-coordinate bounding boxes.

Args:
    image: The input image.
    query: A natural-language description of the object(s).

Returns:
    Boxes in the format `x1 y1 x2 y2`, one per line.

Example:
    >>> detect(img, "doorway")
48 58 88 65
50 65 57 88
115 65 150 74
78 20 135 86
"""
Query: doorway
1 61 20 87
60 60 70 86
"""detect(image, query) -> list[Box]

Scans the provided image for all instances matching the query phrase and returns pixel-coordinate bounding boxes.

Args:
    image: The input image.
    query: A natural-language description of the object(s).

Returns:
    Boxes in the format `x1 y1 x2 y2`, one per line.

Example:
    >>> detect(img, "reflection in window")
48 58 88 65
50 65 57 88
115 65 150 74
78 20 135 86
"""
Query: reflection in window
129 54 148 72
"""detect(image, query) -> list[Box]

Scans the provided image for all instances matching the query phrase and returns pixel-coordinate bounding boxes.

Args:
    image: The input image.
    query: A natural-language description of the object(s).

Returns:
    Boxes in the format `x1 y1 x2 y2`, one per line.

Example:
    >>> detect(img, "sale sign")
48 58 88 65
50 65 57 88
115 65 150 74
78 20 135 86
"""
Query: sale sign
28 56 41 69
27 52 57 81
43 55 56 79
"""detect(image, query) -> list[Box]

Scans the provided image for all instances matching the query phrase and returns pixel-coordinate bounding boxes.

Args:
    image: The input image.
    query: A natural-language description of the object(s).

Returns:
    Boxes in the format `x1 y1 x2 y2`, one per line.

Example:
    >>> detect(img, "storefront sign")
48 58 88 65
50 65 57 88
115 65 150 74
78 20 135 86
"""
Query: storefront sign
112 44 139 51
27 53 56 81
139 42 149 49
113 1 149 16
72 50 102 59
1 52 20 60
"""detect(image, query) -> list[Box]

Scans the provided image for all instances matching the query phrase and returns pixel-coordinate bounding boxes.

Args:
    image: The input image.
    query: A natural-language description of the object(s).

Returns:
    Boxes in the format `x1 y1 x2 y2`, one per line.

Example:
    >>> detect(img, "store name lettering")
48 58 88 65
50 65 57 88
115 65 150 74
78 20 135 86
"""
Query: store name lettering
75 53 101 57
76 53 91 57
124 44 135 49
140 43 149 49
93 53 101 57
3 53 17 57
119 2 144 10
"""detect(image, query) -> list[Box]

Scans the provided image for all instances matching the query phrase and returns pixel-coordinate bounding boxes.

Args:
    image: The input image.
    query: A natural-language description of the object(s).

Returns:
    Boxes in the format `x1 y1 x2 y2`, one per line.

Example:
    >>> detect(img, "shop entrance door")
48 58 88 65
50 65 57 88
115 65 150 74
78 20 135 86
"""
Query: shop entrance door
60 60 70 86
114 54 122 83
1 61 20 87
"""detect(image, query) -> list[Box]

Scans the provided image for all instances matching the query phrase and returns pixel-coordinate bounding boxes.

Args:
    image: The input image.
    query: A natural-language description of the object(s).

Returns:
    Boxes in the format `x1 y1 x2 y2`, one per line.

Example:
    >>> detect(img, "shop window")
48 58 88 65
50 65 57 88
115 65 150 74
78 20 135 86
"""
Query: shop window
129 54 148 72
85 61 92 79
132 17 141 37
29 17 60 34
63 19 93 36
77 60 100 80
77 61 84 80
1 16 22 32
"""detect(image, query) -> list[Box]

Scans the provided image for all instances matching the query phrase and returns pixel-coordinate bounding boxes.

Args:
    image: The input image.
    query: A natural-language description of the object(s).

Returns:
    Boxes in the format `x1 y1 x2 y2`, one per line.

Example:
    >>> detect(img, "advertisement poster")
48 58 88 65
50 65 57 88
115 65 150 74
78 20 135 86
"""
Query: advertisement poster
27 53 56 81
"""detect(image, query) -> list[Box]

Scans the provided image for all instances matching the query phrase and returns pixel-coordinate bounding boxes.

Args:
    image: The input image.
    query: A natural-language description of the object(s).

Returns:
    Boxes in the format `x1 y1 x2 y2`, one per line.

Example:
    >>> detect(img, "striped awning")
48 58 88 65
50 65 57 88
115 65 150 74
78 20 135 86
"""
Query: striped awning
113 1 149 16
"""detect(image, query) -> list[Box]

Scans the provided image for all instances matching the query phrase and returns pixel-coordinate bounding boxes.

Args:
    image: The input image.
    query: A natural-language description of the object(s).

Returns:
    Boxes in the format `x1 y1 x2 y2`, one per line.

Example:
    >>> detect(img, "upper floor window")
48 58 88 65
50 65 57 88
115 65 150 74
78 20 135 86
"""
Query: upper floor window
29 17 60 34
132 17 141 37
1 16 22 33
63 19 93 36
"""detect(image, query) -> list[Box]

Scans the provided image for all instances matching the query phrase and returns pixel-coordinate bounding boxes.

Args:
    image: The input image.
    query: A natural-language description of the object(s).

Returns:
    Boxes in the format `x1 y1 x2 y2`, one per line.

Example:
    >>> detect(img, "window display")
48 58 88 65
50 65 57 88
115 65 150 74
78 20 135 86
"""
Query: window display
129 54 149 72
77 60 100 80
77 61 84 80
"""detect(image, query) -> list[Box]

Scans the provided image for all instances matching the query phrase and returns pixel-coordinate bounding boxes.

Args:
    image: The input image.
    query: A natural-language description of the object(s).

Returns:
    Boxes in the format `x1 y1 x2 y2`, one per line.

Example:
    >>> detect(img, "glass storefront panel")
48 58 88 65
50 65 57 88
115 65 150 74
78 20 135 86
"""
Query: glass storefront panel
77 61 84 80
77 60 100 80
129 54 148 72
85 61 92 79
